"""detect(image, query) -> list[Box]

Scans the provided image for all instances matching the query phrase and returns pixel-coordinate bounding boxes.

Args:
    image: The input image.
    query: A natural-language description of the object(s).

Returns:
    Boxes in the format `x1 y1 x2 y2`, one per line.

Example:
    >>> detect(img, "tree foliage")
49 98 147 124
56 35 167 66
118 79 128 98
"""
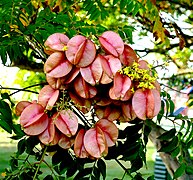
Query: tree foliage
0 0 193 179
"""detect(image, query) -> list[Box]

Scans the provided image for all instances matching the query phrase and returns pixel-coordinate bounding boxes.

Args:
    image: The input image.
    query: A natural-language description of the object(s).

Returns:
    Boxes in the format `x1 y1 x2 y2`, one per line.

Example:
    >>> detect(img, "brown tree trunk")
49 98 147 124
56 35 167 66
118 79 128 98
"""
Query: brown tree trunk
147 121 193 180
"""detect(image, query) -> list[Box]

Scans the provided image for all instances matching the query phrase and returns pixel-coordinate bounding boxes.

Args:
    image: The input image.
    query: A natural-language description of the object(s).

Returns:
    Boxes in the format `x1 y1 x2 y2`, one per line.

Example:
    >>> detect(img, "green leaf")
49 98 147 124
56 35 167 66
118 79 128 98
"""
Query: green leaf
179 120 185 134
12 124 25 138
130 156 143 172
174 163 186 179
0 118 12 133
121 142 140 161
187 138 193 149
113 0 120 6
182 120 191 140
186 165 193 175
16 138 26 157
158 136 178 153
0 100 12 121
133 173 145 180
59 153 74 174
0 47 7 65
120 0 128 10
157 100 165 122
132 3 140 16
143 123 151 146
74 168 92 180
66 163 78 178
93 166 100 180
126 1 134 14
171 146 180 158
147 175 154 180
97 159 106 180
1 92 14 106
9 157 18 171
157 128 176 140
43 175 54 180
185 122 193 143
169 99 175 115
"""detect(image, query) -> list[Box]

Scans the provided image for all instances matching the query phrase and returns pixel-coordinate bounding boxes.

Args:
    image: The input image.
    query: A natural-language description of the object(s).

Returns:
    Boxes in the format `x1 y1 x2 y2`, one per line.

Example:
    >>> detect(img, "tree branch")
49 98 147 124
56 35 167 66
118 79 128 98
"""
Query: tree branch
147 120 193 180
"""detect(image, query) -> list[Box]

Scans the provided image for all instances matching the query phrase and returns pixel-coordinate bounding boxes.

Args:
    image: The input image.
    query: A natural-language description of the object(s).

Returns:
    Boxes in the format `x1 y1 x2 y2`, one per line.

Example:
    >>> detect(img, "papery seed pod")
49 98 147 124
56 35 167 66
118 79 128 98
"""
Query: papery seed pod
99 31 124 57
119 44 138 66
15 101 32 116
132 88 161 120
53 109 78 137
66 35 96 67
153 80 161 92
96 119 118 147
62 66 80 84
44 33 69 55
84 126 108 158
95 105 121 121
20 103 49 135
102 55 122 78
46 74 66 89
58 134 74 149
99 54 122 84
109 72 132 101
74 76 97 99
95 96 112 106
74 129 89 158
38 85 59 110
46 67 80 89
80 55 103 86
138 60 150 70
121 102 137 121
38 119 59 145
69 91 91 113
44 52 73 78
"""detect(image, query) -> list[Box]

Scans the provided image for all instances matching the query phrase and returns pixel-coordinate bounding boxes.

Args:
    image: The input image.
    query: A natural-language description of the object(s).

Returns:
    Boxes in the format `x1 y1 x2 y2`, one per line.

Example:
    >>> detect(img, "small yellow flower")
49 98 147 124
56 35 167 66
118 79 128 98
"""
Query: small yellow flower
62 46 68 51
119 61 158 90
1 172 6 177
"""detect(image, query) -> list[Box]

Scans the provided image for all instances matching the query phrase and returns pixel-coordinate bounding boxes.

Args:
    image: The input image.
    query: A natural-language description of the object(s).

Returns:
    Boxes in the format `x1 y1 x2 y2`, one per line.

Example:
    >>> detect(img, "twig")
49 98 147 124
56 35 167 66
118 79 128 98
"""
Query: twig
160 83 187 94
0 83 47 96
33 146 48 180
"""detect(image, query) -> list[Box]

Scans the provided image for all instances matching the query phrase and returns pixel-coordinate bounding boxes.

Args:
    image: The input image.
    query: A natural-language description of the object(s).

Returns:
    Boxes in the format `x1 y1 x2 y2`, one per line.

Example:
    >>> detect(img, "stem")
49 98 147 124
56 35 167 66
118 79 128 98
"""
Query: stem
42 159 58 179
0 86 39 95
115 158 133 179
71 105 92 128
0 83 47 96
33 146 48 180
160 83 187 94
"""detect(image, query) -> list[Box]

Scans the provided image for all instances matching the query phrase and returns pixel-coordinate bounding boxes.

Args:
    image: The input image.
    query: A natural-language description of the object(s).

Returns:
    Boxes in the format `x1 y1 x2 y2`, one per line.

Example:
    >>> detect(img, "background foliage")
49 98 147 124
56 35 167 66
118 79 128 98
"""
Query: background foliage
0 0 193 179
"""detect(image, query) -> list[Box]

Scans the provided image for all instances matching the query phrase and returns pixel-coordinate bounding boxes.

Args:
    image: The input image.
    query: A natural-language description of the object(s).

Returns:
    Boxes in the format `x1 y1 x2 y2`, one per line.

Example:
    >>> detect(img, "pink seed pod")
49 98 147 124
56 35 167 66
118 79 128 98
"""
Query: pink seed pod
109 72 132 101
53 109 78 137
44 52 73 78
80 55 103 86
74 129 89 158
84 126 108 159
44 33 69 55
99 31 124 57
121 102 137 121
119 44 138 66
58 134 74 149
66 35 96 67
38 85 59 110
20 103 49 136
96 119 118 147
74 76 97 99
132 88 161 120
15 101 32 116
95 105 121 121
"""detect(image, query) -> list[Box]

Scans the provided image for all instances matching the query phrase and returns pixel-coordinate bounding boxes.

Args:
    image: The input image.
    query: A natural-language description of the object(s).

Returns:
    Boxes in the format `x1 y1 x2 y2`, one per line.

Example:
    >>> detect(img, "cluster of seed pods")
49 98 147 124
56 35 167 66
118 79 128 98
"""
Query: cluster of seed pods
15 31 161 159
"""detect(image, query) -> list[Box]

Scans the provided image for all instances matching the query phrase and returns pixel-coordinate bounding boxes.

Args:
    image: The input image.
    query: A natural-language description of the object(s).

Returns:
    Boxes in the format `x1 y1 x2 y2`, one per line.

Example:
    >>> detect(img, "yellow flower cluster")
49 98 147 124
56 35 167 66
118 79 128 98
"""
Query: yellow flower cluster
119 62 158 90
